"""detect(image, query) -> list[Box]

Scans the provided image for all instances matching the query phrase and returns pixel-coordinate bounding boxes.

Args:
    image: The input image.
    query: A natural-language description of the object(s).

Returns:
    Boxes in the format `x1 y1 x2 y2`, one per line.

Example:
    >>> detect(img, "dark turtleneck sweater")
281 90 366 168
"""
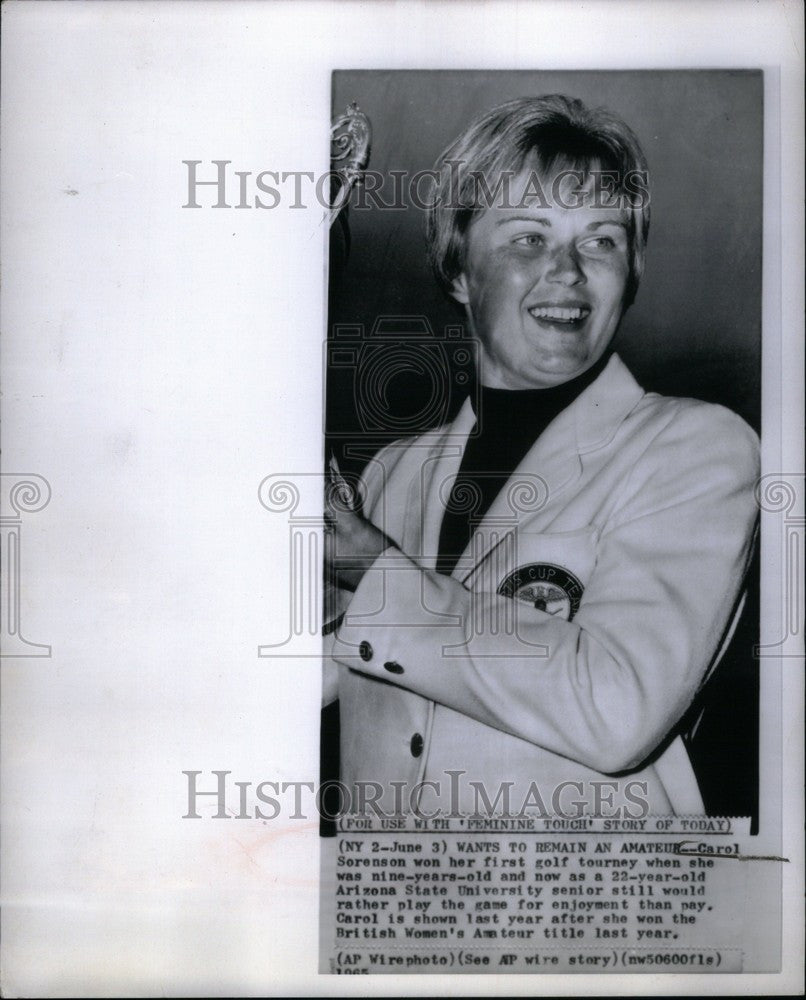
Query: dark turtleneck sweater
436 352 610 576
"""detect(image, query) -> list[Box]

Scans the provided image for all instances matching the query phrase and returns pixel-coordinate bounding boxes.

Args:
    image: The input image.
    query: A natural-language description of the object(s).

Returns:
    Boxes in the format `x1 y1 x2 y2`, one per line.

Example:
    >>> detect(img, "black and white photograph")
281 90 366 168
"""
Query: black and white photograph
1 1 802 995
317 68 778 975
322 69 762 824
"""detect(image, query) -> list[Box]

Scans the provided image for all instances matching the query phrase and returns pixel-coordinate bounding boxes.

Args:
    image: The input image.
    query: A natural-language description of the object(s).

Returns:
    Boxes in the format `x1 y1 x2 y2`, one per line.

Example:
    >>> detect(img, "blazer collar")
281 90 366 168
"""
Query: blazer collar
572 352 645 454
418 353 645 576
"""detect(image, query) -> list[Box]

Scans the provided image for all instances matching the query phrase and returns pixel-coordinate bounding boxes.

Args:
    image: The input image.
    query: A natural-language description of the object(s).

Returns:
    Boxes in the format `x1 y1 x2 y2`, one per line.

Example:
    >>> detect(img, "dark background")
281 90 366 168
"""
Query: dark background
323 70 762 830
328 70 761 452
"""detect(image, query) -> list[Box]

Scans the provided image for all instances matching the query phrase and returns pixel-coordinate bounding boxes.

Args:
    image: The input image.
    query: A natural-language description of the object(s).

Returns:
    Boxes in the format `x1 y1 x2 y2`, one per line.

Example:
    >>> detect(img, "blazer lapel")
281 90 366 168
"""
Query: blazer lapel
408 397 476 568
573 352 645 456
454 353 645 581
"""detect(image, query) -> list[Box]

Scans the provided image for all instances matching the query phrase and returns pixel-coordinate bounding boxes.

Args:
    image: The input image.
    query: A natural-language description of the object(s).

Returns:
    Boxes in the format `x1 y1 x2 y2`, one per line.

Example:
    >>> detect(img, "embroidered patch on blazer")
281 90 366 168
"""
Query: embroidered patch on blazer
497 563 584 621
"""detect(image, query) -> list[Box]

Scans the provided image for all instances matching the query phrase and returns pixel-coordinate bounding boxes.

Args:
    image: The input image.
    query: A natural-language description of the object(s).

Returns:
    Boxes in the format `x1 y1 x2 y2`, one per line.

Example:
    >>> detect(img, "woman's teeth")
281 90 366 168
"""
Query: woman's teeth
528 306 589 322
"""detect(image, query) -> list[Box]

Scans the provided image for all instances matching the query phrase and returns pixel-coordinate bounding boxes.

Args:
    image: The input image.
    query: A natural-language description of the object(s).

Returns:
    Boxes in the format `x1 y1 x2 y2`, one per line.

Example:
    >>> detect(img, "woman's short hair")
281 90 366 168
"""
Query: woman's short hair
426 94 650 308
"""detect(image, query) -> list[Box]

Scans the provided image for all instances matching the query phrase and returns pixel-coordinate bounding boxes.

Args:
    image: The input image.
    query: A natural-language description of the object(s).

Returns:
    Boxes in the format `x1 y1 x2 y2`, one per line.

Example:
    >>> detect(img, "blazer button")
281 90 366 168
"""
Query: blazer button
359 641 373 662
410 733 424 758
383 660 404 675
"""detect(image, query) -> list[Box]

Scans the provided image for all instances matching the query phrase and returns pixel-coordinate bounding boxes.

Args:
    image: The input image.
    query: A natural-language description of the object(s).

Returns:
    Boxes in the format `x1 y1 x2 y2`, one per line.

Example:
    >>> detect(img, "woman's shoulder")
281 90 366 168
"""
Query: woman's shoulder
628 390 760 484
638 389 757 441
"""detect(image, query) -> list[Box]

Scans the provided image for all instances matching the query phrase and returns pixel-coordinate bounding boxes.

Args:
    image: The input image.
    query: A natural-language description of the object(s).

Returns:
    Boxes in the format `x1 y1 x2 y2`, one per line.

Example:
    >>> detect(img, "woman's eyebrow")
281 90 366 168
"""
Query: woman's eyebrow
585 219 628 231
493 216 628 229
494 215 552 227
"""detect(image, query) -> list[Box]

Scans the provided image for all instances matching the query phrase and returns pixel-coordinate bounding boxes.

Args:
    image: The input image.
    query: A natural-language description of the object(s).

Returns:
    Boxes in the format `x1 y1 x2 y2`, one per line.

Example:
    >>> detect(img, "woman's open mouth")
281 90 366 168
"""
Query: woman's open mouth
527 304 591 327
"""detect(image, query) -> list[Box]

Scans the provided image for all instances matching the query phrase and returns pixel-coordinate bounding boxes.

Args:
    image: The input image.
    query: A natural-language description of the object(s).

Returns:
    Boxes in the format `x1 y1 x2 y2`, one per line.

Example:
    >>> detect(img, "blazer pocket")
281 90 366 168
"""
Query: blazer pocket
467 526 599 623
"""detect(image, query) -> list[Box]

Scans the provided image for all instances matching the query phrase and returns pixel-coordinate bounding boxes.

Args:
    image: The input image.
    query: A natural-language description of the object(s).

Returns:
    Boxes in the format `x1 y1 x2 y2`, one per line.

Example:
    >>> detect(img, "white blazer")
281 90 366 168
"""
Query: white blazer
327 354 759 816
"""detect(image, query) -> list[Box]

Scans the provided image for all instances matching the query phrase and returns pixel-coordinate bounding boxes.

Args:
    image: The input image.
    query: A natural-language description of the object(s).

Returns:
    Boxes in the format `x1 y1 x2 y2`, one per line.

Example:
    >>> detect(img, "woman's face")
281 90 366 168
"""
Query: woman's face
451 168 632 389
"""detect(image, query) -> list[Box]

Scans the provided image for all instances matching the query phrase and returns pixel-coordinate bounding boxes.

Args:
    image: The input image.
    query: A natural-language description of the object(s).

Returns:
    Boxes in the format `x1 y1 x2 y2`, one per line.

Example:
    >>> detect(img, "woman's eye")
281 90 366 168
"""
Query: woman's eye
582 236 618 251
514 234 544 247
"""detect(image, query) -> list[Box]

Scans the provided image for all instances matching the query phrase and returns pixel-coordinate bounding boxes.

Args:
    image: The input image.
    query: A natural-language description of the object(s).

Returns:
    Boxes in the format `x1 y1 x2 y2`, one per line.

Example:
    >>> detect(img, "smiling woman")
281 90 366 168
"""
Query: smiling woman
448 171 632 388
323 83 760 823
427 95 650 309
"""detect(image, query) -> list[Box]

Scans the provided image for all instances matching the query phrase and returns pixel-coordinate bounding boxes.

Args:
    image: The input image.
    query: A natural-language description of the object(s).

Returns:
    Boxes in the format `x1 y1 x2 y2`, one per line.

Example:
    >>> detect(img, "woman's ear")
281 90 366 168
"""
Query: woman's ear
450 272 470 305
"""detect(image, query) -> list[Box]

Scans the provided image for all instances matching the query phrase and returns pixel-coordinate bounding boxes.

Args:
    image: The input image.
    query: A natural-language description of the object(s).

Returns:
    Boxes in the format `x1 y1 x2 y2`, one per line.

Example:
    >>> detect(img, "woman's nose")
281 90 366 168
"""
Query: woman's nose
545 246 585 285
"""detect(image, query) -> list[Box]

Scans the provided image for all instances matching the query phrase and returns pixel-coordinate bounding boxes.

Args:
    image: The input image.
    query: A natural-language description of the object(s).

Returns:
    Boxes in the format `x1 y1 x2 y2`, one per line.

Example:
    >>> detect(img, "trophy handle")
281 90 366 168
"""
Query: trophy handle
329 102 372 229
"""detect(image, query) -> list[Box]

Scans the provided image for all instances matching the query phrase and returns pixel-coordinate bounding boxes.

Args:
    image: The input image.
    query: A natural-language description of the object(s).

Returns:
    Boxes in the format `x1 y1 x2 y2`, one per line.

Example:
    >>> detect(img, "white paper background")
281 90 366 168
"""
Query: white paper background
1 1 802 995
